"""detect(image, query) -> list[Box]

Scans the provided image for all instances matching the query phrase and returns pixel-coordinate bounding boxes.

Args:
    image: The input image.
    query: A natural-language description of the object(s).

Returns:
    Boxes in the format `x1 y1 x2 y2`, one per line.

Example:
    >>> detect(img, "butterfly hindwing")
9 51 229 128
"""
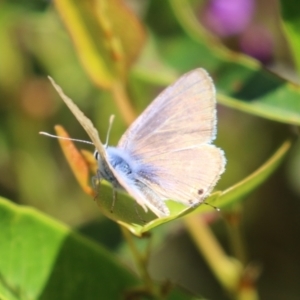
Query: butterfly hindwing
134 145 225 206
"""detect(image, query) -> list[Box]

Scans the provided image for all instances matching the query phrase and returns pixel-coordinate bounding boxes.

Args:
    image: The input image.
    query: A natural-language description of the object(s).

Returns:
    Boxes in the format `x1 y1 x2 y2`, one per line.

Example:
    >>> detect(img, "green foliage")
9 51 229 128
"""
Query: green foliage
0 198 138 300
0 0 300 299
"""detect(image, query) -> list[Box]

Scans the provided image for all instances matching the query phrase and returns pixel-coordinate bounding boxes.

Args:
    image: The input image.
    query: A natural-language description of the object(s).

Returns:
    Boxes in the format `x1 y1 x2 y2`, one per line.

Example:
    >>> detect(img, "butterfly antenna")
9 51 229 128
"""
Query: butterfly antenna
39 131 94 145
104 115 115 148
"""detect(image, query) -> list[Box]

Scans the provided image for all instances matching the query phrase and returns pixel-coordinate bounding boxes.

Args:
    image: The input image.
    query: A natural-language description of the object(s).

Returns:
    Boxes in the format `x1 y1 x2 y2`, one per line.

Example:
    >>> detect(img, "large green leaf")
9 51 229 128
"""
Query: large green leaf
0 197 139 300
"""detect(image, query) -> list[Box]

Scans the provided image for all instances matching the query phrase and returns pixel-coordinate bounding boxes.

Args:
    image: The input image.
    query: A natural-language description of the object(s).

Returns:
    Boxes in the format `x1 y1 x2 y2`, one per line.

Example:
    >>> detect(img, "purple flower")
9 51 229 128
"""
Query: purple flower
239 25 273 64
202 0 255 37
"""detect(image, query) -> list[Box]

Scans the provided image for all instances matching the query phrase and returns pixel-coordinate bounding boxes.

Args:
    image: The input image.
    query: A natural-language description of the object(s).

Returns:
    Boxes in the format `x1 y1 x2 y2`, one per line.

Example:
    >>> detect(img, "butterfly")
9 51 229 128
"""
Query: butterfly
48 68 226 218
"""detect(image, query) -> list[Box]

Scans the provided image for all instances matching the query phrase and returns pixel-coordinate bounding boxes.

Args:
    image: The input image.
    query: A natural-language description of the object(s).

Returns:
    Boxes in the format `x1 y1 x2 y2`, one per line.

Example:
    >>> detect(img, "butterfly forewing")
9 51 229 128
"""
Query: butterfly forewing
118 69 216 156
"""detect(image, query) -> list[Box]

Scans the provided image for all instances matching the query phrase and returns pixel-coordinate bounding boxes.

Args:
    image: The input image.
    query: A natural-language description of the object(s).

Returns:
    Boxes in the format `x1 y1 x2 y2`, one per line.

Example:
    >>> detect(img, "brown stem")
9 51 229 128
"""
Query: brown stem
112 80 136 126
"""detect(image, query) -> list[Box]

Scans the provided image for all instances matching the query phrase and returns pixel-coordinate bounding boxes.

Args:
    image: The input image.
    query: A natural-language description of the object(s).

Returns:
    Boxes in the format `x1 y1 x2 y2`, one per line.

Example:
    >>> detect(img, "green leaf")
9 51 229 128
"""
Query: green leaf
165 0 300 126
0 197 139 300
279 0 300 74
53 0 146 89
93 138 292 235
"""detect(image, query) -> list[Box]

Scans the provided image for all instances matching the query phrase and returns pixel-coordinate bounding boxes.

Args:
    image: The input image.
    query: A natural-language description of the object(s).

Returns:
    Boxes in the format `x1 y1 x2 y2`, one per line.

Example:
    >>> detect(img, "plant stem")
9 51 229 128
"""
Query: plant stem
120 226 155 293
112 80 136 126
184 214 242 293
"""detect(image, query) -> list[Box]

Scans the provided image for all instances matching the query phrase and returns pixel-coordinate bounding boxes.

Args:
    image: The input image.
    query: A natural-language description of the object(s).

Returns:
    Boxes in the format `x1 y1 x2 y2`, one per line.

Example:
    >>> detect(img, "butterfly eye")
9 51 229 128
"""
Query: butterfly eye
94 150 99 160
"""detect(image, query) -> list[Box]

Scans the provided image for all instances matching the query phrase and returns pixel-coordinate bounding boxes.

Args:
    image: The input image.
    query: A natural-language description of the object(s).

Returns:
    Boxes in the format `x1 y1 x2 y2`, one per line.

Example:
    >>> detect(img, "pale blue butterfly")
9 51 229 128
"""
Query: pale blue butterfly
47 69 226 218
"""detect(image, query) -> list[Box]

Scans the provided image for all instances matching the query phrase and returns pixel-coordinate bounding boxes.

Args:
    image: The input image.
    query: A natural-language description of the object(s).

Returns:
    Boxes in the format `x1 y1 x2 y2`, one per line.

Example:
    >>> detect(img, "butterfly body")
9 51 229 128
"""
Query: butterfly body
48 68 226 218
95 147 137 190
96 147 171 216
93 149 121 191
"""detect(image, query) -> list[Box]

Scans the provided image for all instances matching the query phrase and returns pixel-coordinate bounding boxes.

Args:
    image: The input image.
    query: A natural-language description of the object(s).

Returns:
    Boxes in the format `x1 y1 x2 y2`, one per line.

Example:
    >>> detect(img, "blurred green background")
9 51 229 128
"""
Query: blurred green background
1 0 300 299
